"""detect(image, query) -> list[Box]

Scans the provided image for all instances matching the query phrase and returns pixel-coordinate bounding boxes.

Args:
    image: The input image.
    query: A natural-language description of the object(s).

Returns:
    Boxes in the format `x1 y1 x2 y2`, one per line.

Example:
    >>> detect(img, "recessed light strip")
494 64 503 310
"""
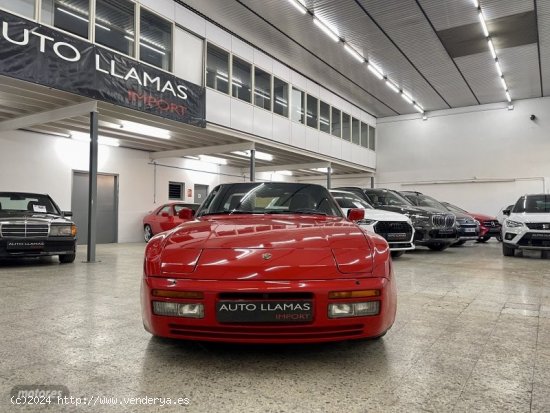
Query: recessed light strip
475 3 511 102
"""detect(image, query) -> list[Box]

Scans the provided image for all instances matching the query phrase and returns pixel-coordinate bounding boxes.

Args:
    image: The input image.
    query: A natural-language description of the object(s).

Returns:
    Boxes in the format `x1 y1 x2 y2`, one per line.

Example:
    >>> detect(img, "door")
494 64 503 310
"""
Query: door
194 184 209 205
71 172 118 245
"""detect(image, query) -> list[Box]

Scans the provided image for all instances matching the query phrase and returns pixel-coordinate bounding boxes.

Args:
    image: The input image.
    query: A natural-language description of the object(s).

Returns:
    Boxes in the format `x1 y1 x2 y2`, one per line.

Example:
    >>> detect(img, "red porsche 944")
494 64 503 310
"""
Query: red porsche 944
141 182 397 344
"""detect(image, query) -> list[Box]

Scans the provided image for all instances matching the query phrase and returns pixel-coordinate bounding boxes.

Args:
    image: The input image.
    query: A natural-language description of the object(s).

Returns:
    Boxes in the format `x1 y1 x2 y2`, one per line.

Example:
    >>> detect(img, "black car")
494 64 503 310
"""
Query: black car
401 191 480 246
0 192 77 263
335 187 457 251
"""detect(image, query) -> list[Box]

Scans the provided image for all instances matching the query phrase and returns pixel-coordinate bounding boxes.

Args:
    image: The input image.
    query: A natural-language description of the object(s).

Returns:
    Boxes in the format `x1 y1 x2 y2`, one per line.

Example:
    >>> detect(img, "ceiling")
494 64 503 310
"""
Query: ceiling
180 0 547 117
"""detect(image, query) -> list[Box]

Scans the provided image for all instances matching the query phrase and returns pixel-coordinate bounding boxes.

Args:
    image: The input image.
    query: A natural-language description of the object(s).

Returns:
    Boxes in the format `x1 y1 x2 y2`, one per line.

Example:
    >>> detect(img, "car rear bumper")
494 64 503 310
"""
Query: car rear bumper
141 276 396 343
0 238 76 258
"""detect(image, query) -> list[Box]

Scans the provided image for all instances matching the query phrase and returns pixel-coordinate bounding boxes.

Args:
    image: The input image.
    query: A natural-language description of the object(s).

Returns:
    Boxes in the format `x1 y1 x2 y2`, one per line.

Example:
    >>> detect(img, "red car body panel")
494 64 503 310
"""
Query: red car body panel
142 214 397 344
142 203 197 236
468 212 501 238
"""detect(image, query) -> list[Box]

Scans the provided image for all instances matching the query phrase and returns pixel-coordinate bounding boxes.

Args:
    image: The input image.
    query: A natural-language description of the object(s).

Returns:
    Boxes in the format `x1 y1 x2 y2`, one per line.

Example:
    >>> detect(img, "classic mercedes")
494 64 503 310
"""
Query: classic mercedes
0 192 77 263
141 182 397 343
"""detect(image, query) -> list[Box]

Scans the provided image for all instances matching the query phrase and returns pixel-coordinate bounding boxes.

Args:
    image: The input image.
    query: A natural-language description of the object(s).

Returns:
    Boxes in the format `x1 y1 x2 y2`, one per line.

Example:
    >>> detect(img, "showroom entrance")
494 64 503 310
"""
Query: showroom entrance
71 172 118 245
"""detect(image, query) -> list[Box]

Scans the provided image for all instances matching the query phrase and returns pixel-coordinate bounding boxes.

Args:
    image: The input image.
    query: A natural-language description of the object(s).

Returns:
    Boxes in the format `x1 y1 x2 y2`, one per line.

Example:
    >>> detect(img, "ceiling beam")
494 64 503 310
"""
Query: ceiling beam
150 142 255 160
0 101 98 132
255 161 331 173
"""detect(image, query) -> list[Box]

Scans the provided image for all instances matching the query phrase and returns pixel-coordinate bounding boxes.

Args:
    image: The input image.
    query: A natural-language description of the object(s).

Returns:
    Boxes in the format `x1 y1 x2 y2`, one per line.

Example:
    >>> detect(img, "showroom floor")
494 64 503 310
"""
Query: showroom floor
1 241 549 412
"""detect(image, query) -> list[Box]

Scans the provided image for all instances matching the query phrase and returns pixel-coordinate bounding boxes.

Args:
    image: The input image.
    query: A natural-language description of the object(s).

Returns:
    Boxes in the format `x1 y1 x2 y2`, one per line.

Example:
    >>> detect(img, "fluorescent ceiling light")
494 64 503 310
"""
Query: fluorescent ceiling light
367 63 384 80
232 150 274 161
401 91 413 104
120 121 171 139
311 167 329 173
184 155 200 160
273 170 293 176
385 80 399 93
473 0 479 6
286 0 307 14
313 16 340 42
199 155 227 165
413 104 424 114
140 42 165 56
58 7 109 30
487 39 496 59
71 132 120 147
478 12 489 37
344 44 364 63
505 91 512 102
495 61 502 76
500 77 507 90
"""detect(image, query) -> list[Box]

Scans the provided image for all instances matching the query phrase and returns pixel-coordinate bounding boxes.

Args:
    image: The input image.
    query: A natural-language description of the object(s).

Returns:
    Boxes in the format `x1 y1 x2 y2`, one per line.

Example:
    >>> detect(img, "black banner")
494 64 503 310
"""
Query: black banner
0 10 205 127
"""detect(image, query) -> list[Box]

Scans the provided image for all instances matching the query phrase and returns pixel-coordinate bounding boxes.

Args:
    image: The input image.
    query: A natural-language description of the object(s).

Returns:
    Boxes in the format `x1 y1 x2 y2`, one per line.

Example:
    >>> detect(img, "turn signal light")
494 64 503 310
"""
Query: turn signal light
329 290 380 299
71 225 77 237
152 290 204 299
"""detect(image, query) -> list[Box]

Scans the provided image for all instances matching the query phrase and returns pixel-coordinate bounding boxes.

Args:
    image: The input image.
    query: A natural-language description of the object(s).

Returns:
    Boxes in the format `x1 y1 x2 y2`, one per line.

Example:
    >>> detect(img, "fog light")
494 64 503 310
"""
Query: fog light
504 233 515 241
328 301 380 318
152 301 204 318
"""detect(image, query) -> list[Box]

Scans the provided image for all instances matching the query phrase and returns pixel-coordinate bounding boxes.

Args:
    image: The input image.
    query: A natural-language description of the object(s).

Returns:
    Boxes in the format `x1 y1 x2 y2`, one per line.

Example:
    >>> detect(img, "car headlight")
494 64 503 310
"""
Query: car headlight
357 219 377 225
505 219 524 228
153 302 204 318
50 225 77 237
328 301 380 318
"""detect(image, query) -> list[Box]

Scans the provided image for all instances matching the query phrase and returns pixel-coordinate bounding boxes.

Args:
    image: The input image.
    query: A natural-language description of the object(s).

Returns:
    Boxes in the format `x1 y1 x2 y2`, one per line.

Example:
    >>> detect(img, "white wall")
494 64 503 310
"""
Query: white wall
375 97 550 216
0 130 291 243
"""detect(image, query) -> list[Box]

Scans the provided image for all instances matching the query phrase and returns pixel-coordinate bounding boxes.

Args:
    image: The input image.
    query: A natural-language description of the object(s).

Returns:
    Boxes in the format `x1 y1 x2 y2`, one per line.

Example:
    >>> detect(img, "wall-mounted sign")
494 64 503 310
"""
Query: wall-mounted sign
0 10 205 127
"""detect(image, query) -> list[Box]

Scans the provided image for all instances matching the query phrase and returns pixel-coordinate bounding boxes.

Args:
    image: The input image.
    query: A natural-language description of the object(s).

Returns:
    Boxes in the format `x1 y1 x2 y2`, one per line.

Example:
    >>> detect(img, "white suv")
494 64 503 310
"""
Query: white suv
330 190 415 258
501 194 550 257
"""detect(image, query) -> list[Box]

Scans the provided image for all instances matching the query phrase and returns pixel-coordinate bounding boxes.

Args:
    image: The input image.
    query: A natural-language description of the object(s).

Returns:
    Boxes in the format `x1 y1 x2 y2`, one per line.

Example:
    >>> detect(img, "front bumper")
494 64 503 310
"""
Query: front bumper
413 226 457 246
457 225 480 241
141 277 396 343
503 228 550 250
0 237 76 258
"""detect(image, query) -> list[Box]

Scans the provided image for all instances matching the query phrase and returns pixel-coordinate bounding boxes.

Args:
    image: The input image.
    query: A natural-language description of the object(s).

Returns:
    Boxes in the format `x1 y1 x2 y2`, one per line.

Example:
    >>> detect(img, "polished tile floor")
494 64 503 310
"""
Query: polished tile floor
1 241 549 412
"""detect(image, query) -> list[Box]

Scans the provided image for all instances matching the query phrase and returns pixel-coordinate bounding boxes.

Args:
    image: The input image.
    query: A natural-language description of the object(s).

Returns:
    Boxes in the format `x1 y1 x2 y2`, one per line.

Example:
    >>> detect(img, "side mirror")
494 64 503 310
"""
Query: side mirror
503 209 511 216
178 208 194 220
348 208 365 221
62 211 73 217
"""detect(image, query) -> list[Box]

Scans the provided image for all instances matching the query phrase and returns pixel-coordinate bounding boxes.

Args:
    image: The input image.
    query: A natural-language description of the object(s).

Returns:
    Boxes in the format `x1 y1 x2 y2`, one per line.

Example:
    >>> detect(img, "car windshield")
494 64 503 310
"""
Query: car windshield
364 189 412 207
404 193 447 211
443 203 469 214
513 195 550 213
331 192 373 210
0 192 59 214
198 183 343 217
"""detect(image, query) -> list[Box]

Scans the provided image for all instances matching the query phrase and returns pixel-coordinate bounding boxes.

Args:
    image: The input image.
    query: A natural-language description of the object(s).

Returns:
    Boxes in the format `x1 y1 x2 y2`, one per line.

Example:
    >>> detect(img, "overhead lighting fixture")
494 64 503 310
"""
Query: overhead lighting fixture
344 44 364 63
401 92 413 104
313 16 340 42
500 77 507 90
495 61 503 76
286 0 307 14
140 42 166 56
472 0 479 6
478 12 489 37
232 150 274 161
70 132 120 147
505 91 512 102
487 39 496 59
273 170 293 176
311 167 329 173
367 63 384 80
120 121 171 140
413 104 424 114
183 155 200 160
199 155 227 165
385 79 399 93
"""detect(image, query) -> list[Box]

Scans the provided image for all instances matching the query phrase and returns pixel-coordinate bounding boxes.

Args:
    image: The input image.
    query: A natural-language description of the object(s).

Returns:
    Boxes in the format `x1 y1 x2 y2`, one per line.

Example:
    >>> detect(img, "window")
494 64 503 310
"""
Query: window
1 0 35 18
169 182 184 200
206 44 229 93
360 121 369 148
140 9 172 71
352 118 360 145
306 95 318 129
369 126 376 150
254 67 271 110
95 0 134 56
158 205 171 215
319 101 330 133
331 107 341 137
342 112 351 141
273 77 288 117
41 0 90 39
231 56 251 102
291 88 305 124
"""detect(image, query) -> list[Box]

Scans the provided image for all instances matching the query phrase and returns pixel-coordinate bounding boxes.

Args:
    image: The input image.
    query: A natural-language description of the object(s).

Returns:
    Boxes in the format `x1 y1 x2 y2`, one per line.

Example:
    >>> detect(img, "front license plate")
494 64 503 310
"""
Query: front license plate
387 232 408 240
216 300 313 323
464 228 477 233
438 229 454 234
531 233 550 240
6 241 45 250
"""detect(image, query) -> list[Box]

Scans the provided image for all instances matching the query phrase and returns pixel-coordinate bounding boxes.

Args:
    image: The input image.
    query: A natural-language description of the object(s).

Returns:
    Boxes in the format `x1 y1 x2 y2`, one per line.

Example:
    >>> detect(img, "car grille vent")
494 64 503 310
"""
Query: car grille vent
432 214 455 228
483 220 501 227
218 292 313 300
1 222 49 238
526 223 550 230
374 221 413 234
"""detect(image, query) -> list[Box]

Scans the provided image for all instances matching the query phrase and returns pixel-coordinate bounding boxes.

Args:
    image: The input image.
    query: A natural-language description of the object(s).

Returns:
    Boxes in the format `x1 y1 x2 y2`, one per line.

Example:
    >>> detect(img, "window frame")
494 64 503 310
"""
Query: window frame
306 94 319 129
253 66 272 111
273 76 289 118
291 87 305 124
138 6 173 72
205 42 231 94
231 54 252 103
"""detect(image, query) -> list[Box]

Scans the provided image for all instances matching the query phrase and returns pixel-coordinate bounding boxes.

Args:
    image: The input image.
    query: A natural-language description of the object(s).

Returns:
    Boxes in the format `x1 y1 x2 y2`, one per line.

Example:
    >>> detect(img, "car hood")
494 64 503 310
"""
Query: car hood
471 212 497 222
0 212 71 224
152 215 375 280
508 213 550 223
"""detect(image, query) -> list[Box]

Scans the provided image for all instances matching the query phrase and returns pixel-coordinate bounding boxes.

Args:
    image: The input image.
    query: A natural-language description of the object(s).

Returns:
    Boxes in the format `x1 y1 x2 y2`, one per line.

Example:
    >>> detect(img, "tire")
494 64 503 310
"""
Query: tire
59 253 76 263
502 243 515 257
477 235 491 243
144 224 153 242
391 251 405 258
496 234 503 242
452 240 466 247
427 242 449 251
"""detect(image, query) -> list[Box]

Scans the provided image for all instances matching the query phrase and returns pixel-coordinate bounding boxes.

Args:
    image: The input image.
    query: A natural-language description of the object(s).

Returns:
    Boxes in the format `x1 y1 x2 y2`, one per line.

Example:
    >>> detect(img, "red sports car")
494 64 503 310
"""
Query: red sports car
141 182 397 344
142 202 200 242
